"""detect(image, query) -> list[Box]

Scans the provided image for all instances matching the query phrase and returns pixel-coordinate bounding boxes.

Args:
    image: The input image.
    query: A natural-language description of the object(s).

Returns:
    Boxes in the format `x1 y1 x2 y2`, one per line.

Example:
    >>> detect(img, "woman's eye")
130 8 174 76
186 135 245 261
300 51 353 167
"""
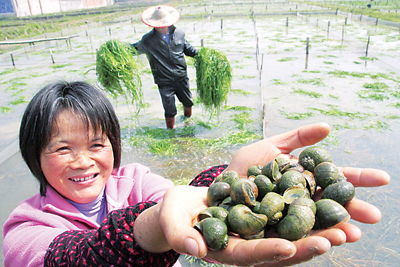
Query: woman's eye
56 146 69 152
92 143 104 149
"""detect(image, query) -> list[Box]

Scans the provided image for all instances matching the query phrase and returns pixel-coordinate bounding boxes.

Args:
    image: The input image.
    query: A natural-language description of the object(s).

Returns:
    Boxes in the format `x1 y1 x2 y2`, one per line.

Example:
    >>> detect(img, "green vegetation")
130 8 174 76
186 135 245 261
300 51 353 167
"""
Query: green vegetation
224 105 255 111
195 47 232 114
293 88 322 98
280 110 314 120
0 5 139 42
96 40 142 106
50 63 72 69
233 112 253 130
128 126 261 157
0 106 11 113
229 89 253 96
359 56 378 61
297 78 325 86
277 57 297 62
328 70 395 81
310 105 370 119
297 0 400 23
9 96 27 105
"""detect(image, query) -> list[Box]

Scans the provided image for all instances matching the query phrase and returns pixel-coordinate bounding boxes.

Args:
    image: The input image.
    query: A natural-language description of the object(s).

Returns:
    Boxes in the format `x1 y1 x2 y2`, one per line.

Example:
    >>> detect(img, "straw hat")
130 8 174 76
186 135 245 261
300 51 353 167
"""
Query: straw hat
141 5 180 28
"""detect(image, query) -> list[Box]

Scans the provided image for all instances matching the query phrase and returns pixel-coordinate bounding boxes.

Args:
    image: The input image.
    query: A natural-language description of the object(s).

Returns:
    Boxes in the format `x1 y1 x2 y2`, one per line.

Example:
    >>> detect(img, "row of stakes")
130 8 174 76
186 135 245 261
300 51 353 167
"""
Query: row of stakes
4 13 391 69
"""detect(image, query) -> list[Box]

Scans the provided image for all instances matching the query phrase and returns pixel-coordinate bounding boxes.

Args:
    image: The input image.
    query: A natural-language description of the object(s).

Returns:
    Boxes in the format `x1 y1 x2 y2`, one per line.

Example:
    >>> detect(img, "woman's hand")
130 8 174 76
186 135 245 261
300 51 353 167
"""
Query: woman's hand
156 123 390 266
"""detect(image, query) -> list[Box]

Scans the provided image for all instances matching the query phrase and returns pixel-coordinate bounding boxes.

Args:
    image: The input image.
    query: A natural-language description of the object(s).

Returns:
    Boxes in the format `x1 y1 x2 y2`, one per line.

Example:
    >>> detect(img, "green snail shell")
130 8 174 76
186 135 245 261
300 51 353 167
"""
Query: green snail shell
314 162 340 189
302 170 316 197
198 206 229 224
299 146 333 172
282 186 311 204
278 170 307 194
215 170 240 186
254 174 275 200
322 181 355 206
218 196 234 211
274 154 291 173
247 165 263 177
314 199 350 229
195 217 229 251
276 205 315 241
227 204 268 237
291 197 316 215
261 159 282 183
230 179 258 207
207 182 231 207
257 192 285 225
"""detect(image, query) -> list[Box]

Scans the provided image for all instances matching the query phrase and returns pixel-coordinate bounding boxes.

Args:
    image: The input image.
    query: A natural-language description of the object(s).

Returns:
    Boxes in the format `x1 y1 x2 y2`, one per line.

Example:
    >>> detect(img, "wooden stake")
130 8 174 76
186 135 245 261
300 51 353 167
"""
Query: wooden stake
327 21 330 39
49 49 55 64
10 53 15 68
305 37 310 70
365 36 370 57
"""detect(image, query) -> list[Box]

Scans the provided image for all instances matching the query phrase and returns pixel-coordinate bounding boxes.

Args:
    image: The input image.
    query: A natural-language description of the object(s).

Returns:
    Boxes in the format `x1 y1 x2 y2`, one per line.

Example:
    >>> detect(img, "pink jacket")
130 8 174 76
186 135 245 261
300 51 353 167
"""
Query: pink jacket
2 163 175 267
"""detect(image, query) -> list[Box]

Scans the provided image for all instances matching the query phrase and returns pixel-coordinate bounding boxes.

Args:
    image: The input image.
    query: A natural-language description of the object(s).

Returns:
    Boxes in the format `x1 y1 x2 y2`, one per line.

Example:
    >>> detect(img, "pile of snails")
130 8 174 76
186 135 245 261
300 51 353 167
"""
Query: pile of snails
195 146 355 251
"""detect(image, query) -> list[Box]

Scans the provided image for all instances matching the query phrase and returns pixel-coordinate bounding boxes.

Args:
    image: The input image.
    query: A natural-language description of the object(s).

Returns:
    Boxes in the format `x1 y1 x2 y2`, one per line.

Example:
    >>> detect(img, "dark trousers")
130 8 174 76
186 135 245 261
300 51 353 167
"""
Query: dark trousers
157 77 193 118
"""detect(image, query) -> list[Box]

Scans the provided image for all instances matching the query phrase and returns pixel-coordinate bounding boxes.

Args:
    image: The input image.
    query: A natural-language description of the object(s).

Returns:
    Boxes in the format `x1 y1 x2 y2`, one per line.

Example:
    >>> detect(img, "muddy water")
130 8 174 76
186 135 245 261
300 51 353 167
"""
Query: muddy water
1 1 399 266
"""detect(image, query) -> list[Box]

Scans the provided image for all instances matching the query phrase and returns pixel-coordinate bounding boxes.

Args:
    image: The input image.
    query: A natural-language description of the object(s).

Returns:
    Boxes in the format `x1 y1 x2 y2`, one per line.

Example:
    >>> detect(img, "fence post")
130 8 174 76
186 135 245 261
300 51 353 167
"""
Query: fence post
305 37 310 70
365 36 370 57
10 53 15 68
327 21 330 39
49 49 55 64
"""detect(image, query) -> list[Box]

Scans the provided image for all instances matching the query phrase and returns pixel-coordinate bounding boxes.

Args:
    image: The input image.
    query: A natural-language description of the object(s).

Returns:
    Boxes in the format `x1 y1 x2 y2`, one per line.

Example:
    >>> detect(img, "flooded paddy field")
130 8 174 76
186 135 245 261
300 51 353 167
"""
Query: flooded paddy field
0 0 399 266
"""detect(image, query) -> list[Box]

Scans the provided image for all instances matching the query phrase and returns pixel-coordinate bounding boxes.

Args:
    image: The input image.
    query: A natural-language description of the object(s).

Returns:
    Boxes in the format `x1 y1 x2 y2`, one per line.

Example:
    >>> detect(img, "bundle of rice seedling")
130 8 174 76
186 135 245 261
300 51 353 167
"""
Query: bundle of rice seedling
195 47 232 114
96 40 142 106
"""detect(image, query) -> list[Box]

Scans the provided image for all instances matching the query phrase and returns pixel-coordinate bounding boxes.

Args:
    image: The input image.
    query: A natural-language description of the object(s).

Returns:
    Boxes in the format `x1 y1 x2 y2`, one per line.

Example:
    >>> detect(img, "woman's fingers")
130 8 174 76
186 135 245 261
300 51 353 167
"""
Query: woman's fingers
207 237 296 266
342 167 390 187
310 228 347 246
226 123 331 176
331 222 362 243
257 236 331 267
267 123 331 154
345 198 382 224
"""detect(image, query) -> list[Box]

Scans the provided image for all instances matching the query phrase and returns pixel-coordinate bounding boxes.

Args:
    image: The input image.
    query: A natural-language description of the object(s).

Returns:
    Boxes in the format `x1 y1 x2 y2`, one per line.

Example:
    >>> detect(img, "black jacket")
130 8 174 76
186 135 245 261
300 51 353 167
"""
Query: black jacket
132 26 197 85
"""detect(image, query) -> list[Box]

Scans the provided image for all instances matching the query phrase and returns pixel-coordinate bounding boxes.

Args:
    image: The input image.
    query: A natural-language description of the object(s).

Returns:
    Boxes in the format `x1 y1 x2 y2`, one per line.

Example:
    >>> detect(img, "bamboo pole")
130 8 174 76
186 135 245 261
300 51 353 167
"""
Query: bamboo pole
305 37 310 70
0 35 78 45
365 36 370 57
10 53 15 68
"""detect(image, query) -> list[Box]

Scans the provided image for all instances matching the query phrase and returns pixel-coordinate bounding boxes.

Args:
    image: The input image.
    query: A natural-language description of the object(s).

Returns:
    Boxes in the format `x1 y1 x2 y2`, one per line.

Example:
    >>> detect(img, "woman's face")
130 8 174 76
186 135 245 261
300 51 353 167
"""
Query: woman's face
40 110 114 203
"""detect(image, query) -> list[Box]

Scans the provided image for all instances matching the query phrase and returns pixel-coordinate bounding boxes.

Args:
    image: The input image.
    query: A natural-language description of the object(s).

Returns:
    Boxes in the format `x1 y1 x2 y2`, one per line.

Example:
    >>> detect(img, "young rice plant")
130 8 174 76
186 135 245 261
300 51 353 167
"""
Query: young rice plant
96 40 142 107
195 47 232 115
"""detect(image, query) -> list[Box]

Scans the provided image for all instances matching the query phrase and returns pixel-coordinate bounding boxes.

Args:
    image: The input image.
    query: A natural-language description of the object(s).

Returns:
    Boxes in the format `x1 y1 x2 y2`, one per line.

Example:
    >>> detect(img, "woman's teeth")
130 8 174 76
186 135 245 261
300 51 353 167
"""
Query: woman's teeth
70 174 96 182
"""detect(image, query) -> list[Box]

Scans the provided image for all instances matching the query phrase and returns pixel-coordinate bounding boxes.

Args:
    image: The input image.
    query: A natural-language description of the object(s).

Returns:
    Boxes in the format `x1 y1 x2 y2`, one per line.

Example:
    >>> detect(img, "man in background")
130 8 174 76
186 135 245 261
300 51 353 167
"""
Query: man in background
132 5 197 129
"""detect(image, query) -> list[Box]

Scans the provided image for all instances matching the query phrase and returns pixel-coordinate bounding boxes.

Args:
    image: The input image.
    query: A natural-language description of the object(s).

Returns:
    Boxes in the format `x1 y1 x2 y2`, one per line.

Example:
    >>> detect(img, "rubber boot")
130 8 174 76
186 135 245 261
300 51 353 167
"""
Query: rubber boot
184 106 192 118
165 117 175 129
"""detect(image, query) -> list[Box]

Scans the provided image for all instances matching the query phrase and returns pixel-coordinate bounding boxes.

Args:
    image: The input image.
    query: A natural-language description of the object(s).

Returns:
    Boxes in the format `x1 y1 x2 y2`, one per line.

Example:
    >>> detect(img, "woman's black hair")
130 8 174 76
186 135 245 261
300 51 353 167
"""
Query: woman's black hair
19 81 121 196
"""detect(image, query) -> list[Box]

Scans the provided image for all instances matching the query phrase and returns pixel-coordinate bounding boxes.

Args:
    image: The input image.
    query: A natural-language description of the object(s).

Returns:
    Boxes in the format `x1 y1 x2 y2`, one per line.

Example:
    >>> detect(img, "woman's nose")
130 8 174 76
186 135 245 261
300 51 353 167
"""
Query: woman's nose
69 151 94 168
